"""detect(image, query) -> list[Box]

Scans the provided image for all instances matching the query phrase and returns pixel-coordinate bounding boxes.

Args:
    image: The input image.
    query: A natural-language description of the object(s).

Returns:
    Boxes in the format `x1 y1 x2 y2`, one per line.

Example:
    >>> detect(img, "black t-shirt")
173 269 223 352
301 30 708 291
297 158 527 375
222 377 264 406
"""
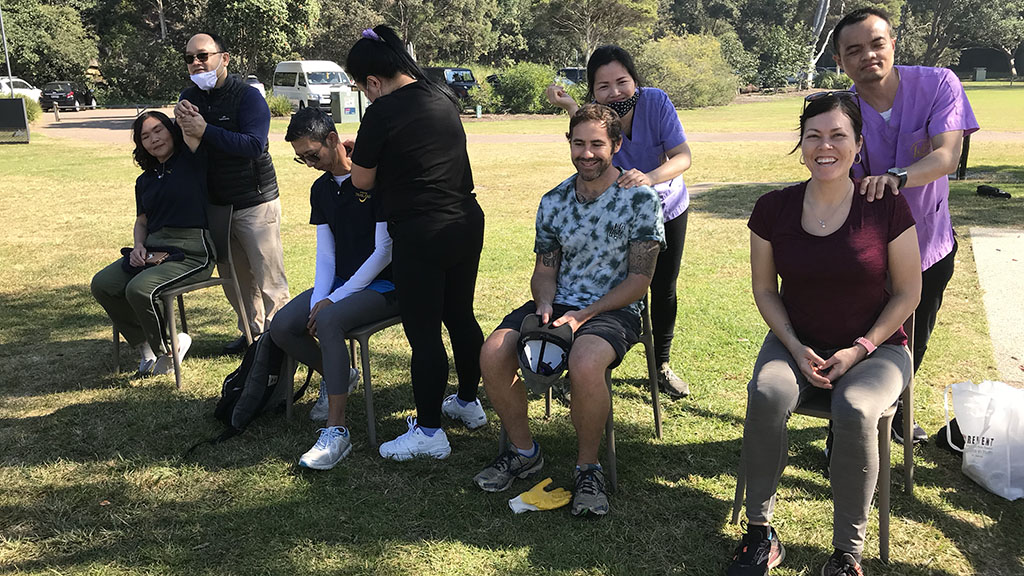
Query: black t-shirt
135 144 209 233
310 172 392 284
350 81 475 226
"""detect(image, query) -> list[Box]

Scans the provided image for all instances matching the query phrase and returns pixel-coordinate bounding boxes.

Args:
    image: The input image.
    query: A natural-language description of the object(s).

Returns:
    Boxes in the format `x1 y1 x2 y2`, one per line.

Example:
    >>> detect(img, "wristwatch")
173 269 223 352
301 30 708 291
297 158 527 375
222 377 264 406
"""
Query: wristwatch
886 167 908 189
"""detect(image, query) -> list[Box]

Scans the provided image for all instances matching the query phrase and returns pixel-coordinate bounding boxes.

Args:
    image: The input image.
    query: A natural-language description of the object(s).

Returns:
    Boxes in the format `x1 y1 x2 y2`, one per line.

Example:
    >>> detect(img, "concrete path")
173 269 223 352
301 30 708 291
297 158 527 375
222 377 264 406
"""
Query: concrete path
968 227 1024 386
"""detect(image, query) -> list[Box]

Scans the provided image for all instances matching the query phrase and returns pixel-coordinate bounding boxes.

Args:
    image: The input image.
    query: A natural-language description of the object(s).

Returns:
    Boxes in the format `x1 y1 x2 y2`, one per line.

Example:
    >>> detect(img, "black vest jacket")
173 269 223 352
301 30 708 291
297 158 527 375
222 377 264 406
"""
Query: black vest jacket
181 75 279 208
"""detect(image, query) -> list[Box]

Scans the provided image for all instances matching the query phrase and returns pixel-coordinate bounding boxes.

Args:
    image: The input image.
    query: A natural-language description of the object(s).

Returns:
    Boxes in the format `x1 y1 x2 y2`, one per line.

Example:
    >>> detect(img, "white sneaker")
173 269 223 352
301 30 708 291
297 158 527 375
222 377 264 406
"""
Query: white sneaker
298 426 352 470
309 368 360 422
378 416 451 461
136 342 157 376
441 394 488 430
153 333 192 376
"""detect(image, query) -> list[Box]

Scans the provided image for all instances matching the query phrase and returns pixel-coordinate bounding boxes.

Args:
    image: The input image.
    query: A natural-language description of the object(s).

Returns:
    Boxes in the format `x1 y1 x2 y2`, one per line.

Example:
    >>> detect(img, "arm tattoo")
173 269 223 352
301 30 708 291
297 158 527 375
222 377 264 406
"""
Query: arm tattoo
540 248 561 269
628 240 659 277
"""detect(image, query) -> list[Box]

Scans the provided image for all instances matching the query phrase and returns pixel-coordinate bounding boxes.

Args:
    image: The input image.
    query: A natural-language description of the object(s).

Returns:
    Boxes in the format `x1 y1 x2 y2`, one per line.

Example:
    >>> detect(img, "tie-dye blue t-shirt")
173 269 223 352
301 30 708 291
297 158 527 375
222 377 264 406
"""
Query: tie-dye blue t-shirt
535 173 666 317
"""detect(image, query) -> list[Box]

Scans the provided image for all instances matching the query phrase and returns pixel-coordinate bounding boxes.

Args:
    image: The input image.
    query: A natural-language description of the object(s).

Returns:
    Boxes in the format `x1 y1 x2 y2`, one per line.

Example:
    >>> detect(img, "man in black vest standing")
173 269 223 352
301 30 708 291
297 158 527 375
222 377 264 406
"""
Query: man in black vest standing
176 32 290 353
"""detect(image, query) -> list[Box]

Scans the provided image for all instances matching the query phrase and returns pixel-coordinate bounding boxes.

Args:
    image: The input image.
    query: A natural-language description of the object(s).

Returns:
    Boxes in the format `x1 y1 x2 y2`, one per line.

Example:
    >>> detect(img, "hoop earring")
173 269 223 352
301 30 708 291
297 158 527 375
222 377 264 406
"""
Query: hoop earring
798 155 806 165
854 152 862 164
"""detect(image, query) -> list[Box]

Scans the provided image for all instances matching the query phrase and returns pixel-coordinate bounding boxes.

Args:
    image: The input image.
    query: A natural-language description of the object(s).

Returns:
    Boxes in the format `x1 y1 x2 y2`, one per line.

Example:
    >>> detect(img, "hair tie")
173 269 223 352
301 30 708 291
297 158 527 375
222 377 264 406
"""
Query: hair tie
361 28 381 41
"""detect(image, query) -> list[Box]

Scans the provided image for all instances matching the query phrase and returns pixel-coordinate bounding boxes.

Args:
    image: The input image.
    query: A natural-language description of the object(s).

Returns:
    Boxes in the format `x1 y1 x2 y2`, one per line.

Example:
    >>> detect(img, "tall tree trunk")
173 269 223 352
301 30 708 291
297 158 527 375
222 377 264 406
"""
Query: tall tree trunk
805 0 831 87
156 0 167 41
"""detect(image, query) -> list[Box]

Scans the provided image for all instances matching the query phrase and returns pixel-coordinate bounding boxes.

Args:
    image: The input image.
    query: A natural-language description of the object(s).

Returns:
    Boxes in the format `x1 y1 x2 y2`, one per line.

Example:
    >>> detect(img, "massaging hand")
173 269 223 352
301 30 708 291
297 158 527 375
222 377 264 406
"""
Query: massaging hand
617 168 653 189
129 245 148 268
791 345 833 389
173 100 207 138
519 478 571 510
859 173 901 202
817 346 868 383
307 298 333 337
545 83 577 111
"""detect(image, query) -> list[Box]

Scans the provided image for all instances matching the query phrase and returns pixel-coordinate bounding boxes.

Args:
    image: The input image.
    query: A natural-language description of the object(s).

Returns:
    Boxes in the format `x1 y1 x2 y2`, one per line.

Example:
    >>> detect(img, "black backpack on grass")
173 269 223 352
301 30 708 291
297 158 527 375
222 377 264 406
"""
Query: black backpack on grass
187 334 311 454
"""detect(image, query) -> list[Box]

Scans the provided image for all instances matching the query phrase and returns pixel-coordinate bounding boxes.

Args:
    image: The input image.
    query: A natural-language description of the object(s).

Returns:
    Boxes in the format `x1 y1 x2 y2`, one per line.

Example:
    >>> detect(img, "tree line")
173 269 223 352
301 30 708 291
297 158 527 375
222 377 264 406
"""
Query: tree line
3 0 1022 104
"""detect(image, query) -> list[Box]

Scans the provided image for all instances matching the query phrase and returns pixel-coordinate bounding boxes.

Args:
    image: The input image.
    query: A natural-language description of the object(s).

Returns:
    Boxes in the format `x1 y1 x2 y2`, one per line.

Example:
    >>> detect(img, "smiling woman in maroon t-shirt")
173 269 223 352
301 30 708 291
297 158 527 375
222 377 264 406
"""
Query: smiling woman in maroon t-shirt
727 93 922 576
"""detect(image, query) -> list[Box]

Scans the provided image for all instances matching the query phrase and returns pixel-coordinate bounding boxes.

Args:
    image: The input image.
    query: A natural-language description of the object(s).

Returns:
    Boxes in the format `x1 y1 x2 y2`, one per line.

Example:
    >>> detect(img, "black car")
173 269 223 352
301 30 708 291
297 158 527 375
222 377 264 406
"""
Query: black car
423 67 478 100
39 81 97 111
558 67 586 85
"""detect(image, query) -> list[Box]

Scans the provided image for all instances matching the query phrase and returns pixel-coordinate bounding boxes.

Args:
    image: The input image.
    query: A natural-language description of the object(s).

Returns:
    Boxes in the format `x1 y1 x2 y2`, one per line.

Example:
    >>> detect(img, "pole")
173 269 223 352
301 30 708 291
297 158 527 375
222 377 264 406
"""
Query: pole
0 2 14 97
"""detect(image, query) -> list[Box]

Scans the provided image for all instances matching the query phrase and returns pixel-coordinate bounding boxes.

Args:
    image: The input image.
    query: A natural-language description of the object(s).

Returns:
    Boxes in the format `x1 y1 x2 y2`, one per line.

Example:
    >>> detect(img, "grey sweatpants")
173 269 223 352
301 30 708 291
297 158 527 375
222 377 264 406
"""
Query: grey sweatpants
91 227 215 355
742 331 911 554
269 287 399 394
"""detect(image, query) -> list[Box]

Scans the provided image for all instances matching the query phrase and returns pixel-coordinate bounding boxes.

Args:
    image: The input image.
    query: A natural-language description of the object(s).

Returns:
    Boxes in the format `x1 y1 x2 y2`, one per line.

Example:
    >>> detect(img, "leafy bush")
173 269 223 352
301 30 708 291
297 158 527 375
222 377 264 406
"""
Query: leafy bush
752 26 809 90
636 34 738 109
1 95 43 123
717 27 758 86
566 81 588 107
266 93 293 117
491 62 558 114
814 70 853 90
467 78 501 114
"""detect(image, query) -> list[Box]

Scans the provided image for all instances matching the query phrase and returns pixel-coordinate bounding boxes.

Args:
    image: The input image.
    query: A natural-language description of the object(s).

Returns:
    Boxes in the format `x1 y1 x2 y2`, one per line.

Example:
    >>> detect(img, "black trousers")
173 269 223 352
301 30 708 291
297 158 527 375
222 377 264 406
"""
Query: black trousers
650 210 688 365
389 202 485 428
913 238 957 373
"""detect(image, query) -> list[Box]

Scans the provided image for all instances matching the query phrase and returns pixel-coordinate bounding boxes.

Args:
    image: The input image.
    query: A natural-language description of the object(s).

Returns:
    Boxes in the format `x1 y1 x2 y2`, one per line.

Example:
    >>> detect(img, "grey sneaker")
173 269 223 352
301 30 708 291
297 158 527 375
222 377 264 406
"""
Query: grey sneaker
658 363 690 398
473 444 544 492
571 464 609 516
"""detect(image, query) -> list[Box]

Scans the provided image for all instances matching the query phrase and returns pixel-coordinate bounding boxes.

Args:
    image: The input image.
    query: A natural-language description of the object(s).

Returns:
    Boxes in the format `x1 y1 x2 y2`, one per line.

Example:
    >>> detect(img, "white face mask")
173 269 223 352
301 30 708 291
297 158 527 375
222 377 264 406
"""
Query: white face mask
190 62 221 91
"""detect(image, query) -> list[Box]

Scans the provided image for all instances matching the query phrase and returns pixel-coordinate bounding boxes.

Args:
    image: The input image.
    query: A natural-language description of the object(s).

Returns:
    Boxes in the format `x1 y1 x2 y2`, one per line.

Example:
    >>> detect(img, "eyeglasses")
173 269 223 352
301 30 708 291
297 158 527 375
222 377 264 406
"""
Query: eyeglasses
183 52 224 65
802 90 857 112
293 149 322 165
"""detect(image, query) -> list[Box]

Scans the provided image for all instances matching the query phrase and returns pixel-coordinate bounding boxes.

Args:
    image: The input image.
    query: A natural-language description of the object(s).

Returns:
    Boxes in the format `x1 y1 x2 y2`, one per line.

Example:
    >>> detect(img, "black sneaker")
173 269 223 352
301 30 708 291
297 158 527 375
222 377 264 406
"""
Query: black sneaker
820 551 865 576
570 464 609 516
221 334 252 355
727 524 785 575
891 401 927 445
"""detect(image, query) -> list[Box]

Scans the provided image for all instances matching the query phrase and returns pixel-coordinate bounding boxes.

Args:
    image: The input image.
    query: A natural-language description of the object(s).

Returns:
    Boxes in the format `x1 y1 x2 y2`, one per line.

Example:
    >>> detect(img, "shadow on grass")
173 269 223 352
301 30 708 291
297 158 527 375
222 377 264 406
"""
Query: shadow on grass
689 183 776 221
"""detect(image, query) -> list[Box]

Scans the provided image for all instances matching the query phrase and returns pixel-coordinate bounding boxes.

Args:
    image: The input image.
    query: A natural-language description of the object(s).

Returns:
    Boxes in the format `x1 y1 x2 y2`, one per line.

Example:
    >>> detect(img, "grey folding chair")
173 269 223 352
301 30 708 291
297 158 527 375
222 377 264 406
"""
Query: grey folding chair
731 314 916 563
499 295 663 492
112 204 252 389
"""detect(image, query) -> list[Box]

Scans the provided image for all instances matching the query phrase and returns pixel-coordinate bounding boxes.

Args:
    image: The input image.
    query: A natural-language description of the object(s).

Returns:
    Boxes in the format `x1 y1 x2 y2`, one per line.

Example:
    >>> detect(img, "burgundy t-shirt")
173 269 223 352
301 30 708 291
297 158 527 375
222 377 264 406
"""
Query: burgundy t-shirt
747 181 916 350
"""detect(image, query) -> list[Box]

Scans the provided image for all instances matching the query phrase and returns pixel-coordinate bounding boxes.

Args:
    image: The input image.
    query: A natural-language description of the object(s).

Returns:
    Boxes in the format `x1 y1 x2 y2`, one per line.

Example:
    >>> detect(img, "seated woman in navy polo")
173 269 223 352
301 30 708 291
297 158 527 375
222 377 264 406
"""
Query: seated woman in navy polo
271 107 398 470
91 111 215 376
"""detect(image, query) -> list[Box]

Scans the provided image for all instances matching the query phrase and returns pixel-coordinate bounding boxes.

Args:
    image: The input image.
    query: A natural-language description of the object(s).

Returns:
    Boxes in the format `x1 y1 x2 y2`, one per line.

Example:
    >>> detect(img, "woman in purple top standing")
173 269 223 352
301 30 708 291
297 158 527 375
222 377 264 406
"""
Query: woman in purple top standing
546 46 693 398
727 92 920 576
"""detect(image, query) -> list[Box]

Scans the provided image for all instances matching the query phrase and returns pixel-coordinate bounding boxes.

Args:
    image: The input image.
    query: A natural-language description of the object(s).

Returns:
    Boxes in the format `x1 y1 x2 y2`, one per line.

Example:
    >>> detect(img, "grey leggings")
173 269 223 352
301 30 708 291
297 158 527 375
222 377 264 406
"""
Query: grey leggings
269 288 399 395
742 331 910 554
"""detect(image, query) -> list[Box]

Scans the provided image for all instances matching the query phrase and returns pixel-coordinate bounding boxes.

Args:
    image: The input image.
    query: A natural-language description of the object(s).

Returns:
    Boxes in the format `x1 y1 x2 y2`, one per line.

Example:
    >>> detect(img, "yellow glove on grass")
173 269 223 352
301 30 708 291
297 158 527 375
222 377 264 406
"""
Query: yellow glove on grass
519 478 571 510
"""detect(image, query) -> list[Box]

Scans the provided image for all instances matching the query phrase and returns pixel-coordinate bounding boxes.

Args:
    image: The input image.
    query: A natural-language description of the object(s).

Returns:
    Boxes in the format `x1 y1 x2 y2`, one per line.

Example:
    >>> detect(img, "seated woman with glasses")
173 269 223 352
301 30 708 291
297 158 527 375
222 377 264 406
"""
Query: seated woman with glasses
91 111 215 376
727 92 921 576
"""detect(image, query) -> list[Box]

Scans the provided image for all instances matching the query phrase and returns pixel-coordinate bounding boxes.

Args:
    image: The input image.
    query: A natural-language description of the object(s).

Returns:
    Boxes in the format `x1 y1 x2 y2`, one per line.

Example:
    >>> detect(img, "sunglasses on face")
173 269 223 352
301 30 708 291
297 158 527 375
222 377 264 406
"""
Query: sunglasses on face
183 51 224 65
294 150 322 165
802 90 858 112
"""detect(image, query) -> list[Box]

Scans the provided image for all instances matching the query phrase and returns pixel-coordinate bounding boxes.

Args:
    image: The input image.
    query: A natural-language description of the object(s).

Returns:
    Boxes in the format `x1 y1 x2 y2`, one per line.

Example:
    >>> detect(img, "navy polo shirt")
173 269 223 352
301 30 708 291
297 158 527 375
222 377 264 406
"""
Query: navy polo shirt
135 144 209 233
310 172 392 285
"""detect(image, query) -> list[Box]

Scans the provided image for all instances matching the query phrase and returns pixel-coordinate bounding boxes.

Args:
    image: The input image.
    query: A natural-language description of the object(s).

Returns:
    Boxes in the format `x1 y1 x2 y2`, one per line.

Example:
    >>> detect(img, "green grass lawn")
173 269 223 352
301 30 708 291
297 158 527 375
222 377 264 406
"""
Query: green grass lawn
2 101 1023 575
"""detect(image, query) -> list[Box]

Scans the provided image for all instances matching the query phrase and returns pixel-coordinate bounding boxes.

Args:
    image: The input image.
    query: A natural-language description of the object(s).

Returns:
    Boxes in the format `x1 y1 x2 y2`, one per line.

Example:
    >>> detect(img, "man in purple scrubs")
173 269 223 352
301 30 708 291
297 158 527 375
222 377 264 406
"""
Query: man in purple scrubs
834 7 979 444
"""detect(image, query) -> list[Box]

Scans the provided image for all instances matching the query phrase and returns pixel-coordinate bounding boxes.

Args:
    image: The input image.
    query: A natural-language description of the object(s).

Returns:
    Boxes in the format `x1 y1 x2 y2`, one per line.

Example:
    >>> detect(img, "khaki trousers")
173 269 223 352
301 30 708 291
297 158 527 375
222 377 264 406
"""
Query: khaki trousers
218 199 290 335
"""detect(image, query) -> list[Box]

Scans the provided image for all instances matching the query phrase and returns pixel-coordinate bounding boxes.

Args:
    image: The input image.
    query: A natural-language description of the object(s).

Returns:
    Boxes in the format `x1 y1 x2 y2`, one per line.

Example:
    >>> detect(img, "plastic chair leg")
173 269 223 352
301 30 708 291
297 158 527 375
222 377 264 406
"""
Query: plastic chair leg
164 295 183 390
112 326 120 374
357 336 378 451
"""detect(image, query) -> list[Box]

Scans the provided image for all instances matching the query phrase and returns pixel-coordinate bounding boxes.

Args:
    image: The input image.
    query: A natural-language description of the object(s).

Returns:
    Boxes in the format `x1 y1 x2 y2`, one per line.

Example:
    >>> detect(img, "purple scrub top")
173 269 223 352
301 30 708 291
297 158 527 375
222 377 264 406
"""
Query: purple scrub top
614 87 689 222
852 65 979 270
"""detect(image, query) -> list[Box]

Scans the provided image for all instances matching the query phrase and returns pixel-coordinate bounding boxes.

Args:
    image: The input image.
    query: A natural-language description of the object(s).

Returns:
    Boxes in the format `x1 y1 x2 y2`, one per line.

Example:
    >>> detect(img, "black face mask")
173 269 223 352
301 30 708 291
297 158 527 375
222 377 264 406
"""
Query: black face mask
603 90 639 117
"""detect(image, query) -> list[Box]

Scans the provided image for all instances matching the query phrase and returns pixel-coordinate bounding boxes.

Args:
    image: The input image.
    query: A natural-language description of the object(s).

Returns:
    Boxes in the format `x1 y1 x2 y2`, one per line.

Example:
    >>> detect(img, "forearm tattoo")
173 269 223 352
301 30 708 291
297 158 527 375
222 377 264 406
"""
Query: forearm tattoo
628 240 659 277
540 248 561 268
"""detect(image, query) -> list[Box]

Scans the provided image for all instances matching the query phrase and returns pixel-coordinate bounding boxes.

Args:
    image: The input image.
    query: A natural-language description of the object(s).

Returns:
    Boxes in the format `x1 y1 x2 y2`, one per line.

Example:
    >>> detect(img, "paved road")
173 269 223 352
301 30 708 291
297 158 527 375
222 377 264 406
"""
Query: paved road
31 110 1024 383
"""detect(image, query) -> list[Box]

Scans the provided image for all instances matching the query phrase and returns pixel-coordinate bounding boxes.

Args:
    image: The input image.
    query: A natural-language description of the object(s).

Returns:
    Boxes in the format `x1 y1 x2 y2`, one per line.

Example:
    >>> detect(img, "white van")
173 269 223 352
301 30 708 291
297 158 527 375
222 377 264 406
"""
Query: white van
272 61 351 112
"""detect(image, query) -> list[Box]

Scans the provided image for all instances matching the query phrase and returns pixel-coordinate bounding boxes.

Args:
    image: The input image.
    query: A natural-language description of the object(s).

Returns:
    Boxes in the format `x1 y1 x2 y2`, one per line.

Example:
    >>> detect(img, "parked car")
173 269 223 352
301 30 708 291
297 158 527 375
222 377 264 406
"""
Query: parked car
0 77 42 103
423 67 479 100
231 74 266 98
557 67 586 85
272 60 351 112
38 81 97 111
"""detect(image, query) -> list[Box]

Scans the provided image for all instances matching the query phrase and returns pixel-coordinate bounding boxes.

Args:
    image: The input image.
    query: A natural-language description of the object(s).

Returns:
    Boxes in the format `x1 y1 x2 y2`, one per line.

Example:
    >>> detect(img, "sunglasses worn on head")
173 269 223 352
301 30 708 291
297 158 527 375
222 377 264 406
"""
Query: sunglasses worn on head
183 51 224 64
802 90 857 112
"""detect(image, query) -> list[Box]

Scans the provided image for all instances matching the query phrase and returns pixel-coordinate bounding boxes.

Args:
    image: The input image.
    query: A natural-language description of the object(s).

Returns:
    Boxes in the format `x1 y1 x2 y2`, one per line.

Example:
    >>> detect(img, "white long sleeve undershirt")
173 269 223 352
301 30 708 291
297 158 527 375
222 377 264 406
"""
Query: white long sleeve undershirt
309 221 393 311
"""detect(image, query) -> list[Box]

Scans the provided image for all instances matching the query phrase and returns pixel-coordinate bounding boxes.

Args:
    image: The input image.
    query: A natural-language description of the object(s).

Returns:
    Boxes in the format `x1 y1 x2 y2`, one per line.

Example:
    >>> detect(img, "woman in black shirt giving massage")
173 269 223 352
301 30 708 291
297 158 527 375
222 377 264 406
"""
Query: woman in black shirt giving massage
345 25 487 460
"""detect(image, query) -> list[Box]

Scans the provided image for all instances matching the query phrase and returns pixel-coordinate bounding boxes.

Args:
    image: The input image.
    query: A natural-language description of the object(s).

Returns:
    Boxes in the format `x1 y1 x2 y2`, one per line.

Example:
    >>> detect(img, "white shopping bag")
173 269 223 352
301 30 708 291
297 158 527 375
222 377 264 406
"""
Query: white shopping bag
944 380 1024 501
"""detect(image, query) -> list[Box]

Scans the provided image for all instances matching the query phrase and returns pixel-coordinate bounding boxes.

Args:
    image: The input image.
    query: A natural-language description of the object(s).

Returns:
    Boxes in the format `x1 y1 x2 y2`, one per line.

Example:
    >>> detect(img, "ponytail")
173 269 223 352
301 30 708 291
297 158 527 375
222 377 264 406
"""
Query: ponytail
345 25 460 109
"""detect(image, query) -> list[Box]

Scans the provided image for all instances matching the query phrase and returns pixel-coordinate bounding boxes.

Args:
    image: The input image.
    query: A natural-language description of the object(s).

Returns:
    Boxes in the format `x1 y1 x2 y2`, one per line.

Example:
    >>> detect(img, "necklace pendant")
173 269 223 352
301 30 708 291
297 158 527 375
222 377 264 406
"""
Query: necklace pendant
819 220 827 228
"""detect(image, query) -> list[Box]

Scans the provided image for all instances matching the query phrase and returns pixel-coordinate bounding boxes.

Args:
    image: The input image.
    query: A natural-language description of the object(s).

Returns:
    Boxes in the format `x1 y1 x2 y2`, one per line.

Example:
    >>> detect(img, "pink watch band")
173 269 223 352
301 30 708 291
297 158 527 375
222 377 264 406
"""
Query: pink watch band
854 337 876 356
